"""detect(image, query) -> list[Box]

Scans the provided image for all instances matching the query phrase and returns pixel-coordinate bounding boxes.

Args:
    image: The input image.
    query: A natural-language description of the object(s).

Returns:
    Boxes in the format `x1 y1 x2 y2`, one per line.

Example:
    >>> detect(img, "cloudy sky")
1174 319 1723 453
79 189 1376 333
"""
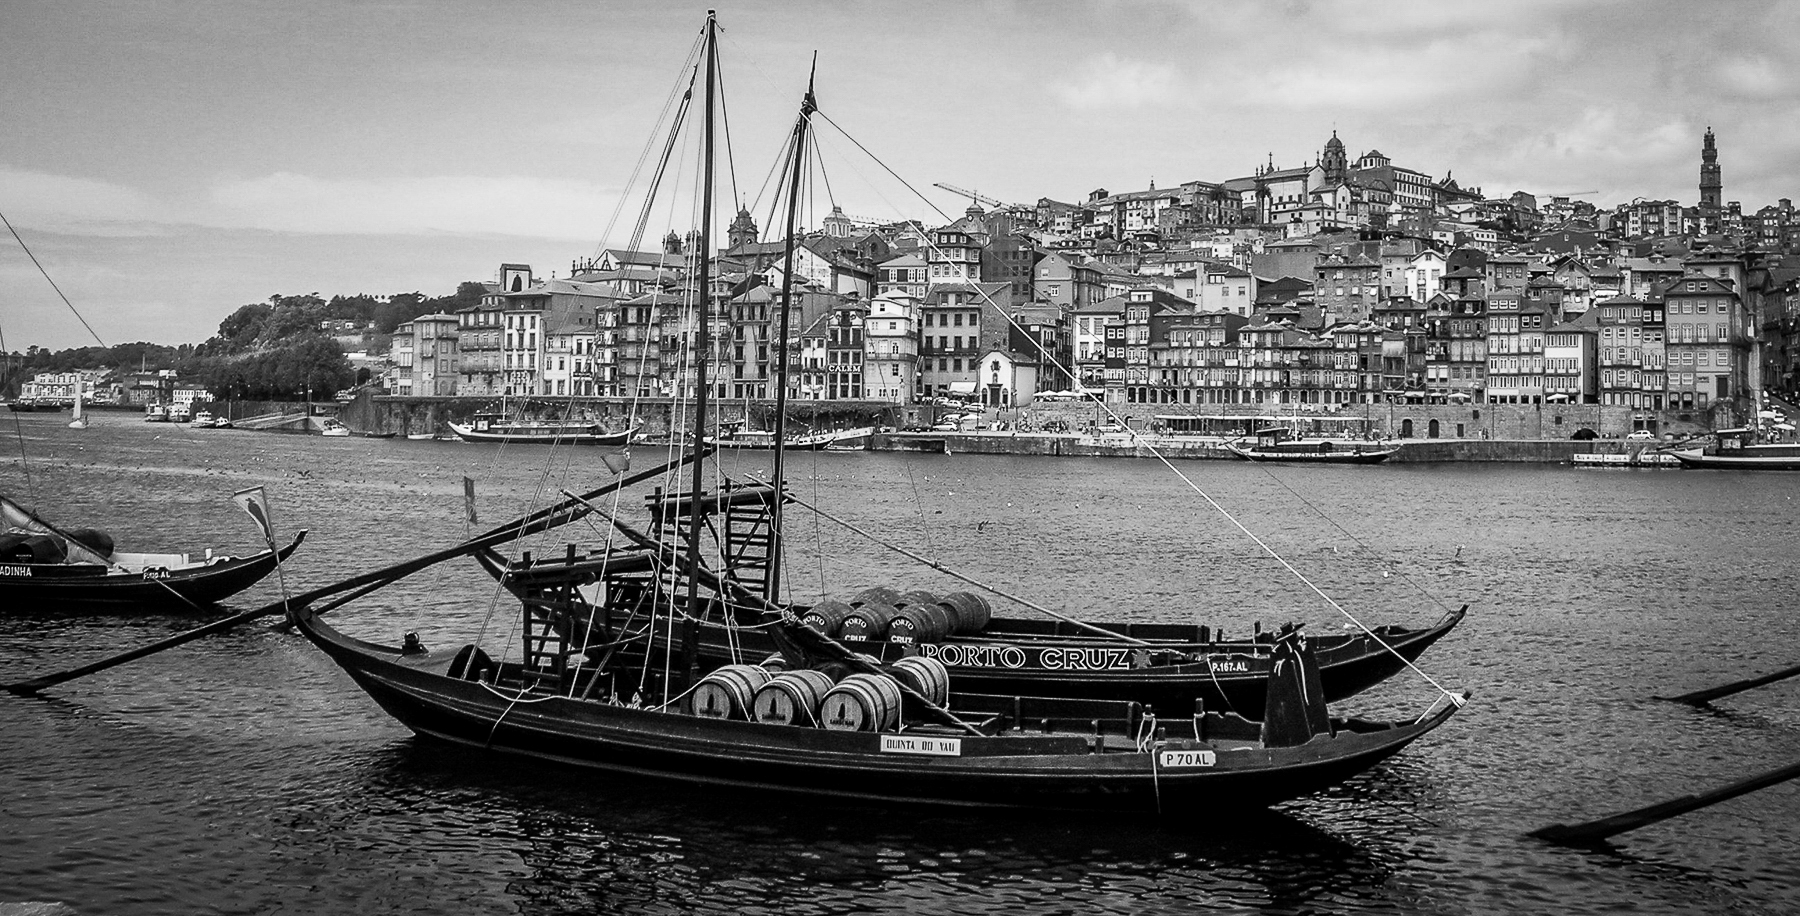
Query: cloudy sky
4 0 1799 351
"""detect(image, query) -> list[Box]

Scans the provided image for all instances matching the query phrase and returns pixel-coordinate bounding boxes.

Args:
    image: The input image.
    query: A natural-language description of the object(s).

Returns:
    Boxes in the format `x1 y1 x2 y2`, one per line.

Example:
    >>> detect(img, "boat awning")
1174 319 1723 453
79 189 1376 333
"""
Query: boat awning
948 381 977 395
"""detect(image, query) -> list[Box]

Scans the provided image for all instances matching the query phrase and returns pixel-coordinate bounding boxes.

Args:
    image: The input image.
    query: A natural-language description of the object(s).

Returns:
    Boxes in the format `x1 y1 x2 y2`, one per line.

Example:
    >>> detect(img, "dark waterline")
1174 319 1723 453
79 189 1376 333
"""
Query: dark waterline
3 412 1798 915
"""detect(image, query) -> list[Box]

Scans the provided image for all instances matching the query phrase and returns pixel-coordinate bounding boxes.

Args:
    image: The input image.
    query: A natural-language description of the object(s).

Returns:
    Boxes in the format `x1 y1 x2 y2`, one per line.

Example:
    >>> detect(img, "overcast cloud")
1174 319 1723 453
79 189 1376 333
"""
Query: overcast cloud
3 0 1799 349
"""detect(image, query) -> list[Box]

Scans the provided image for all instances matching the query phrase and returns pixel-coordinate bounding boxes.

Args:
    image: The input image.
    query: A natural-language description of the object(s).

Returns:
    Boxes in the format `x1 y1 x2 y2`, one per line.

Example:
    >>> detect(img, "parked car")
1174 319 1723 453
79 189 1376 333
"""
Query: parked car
1625 430 1656 441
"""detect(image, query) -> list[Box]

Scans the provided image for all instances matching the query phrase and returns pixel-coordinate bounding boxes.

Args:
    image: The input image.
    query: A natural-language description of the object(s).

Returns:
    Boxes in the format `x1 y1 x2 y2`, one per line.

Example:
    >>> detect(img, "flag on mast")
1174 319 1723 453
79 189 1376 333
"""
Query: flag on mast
232 486 276 549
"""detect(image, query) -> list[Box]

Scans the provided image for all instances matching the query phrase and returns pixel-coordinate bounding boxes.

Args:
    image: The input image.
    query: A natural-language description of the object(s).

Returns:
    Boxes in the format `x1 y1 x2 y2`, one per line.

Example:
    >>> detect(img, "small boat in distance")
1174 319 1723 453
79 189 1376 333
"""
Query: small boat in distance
1227 427 1399 464
319 418 352 437
167 402 192 423
706 418 859 450
144 403 170 422
448 412 638 445
66 380 88 430
190 409 218 428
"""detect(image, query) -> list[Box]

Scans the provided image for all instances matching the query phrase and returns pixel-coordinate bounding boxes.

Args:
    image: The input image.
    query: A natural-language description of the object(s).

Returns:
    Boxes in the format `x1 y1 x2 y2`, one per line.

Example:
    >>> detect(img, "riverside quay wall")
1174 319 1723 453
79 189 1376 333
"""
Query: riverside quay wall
870 432 1636 463
1014 399 1724 441
341 393 1721 448
338 393 911 438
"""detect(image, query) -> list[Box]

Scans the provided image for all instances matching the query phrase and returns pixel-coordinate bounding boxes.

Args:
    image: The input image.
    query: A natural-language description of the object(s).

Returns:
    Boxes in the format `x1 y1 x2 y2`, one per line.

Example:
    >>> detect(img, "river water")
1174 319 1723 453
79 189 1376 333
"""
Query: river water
2 411 1798 915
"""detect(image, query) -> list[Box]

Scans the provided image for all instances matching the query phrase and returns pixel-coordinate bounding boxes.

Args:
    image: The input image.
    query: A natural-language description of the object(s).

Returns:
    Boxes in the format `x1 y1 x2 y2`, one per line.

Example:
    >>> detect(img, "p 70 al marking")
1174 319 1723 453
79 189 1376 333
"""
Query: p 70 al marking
1158 749 1216 768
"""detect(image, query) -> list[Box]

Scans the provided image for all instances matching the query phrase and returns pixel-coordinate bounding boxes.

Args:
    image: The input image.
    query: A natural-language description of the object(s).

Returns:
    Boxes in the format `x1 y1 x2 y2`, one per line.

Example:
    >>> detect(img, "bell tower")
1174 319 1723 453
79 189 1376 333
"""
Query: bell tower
1699 127 1722 213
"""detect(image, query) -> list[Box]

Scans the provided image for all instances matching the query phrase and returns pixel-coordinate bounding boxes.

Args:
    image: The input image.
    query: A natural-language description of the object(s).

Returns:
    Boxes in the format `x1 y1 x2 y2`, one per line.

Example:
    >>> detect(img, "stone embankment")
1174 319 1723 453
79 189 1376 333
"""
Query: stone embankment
869 431 1665 464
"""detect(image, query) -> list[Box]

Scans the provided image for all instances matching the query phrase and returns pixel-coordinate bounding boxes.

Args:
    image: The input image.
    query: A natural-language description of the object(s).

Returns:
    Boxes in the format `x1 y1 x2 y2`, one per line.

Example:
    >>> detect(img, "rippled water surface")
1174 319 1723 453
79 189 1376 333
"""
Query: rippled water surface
4 412 1799 915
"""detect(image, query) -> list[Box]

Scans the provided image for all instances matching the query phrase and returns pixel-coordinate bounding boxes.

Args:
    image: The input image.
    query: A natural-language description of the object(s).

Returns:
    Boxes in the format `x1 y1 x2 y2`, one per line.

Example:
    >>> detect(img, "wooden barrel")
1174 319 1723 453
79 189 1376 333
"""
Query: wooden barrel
750 669 836 726
800 598 855 637
819 673 903 732
890 656 950 707
839 601 898 642
689 664 772 720
850 585 902 607
886 603 954 644
893 589 939 609
939 592 992 634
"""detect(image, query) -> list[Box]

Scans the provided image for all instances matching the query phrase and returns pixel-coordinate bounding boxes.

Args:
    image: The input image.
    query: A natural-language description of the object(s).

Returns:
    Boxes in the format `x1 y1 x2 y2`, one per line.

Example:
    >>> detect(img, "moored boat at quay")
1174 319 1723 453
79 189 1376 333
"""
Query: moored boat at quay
1226 427 1399 464
449 412 639 445
1665 427 1800 470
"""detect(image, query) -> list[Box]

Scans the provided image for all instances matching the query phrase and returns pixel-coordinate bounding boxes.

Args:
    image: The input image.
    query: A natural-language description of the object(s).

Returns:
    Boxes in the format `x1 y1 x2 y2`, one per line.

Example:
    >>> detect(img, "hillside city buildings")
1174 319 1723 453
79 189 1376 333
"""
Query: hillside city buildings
261 130 1800 428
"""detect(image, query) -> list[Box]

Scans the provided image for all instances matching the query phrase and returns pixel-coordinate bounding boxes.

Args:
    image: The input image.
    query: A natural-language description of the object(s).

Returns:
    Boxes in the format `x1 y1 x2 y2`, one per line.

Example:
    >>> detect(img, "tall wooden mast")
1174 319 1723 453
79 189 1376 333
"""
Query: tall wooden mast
681 10 719 686
763 60 817 602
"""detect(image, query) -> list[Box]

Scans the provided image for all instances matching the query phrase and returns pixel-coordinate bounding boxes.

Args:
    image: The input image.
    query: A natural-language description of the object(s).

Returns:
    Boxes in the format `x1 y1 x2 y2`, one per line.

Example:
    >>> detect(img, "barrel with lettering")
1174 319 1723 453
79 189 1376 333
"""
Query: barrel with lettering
886 602 954 644
819 673 903 732
800 598 854 637
750 669 835 726
890 655 950 707
839 600 899 642
688 664 772 720
850 585 902 607
939 591 992 634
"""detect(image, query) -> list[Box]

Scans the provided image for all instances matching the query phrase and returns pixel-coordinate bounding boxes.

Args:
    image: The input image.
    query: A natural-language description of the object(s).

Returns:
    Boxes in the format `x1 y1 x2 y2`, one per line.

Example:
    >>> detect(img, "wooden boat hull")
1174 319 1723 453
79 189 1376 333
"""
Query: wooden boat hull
1227 443 1398 463
0 532 306 610
706 436 838 450
449 422 636 445
292 608 1459 812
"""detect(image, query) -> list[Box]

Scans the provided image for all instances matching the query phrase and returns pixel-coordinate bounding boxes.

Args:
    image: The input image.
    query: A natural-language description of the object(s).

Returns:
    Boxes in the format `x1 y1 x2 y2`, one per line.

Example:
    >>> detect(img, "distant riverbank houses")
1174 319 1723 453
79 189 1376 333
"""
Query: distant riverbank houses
369 129 1799 428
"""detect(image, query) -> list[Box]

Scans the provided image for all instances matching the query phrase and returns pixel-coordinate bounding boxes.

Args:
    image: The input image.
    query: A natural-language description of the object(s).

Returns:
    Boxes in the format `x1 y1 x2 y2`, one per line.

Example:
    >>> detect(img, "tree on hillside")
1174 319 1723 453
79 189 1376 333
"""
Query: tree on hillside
193 333 352 400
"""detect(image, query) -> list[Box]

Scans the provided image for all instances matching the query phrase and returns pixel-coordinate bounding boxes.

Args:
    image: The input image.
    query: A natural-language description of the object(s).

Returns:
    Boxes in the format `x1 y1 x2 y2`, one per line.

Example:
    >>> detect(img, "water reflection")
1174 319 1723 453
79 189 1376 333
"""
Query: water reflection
310 739 1400 916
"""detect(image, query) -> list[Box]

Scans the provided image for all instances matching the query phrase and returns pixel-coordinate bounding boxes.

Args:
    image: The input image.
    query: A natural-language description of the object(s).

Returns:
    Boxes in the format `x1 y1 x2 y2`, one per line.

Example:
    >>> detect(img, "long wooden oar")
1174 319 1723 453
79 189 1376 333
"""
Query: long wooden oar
1529 758 1800 844
4 450 706 696
1656 661 1800 706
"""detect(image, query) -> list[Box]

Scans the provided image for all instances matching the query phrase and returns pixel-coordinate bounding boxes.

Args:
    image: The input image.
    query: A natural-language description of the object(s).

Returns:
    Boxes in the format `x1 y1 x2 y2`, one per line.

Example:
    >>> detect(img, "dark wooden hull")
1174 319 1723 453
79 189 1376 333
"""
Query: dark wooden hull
0 532 305 611
291 607 1459 812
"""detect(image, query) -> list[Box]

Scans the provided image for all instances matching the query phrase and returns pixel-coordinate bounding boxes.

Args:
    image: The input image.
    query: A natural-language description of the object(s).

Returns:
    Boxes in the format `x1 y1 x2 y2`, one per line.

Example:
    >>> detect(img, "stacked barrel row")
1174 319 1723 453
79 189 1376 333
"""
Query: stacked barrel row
799 586 992 645
688 655 950 734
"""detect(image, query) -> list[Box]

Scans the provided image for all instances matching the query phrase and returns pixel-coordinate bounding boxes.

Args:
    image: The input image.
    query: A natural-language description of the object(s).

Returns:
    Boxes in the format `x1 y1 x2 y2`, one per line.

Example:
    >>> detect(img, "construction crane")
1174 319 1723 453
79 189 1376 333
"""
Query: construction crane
1522 189 1598 199
933 182 1030 211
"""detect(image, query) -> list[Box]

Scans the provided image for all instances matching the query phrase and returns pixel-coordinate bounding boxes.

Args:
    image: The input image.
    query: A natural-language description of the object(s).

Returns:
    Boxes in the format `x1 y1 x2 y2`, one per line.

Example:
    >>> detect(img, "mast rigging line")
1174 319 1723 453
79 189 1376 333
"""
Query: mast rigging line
587 28 706 264
1 209 109 350
801 101 1458 704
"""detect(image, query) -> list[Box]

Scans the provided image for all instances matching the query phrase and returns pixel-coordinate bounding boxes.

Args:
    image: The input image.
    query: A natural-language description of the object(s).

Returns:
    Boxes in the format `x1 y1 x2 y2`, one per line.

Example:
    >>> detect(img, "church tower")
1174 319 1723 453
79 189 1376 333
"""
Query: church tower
727 205 758 250
1321 131 1348 184
1699 127 1722 213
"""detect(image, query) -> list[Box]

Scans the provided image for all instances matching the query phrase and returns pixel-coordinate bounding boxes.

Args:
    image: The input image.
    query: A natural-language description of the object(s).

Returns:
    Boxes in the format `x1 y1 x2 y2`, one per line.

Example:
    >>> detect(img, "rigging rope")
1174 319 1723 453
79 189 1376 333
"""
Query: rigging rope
799 104 1460 705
